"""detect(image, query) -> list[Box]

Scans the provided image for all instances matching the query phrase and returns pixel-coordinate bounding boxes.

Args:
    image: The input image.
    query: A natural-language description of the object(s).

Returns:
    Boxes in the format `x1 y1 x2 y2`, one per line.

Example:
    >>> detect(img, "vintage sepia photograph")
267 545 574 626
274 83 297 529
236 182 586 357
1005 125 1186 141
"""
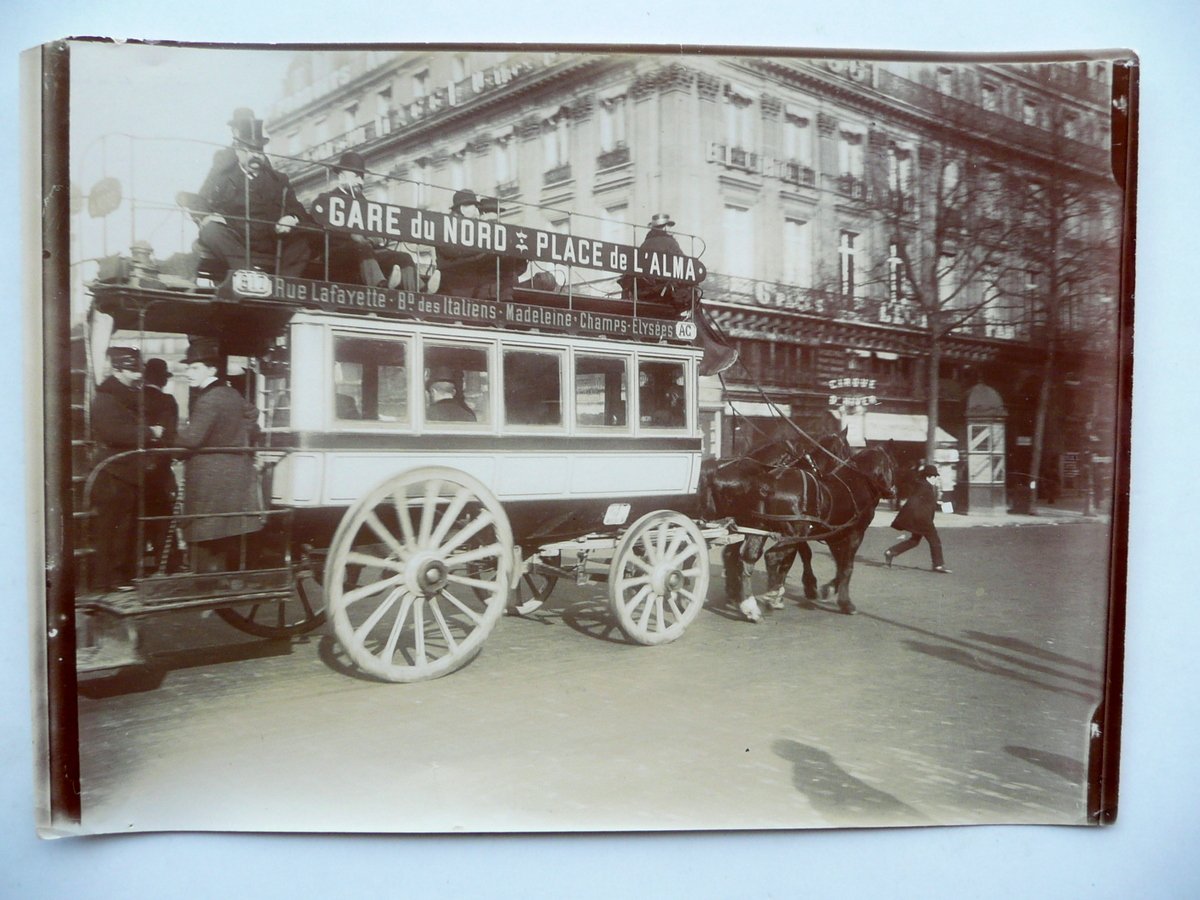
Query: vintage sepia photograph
30 40 1132 837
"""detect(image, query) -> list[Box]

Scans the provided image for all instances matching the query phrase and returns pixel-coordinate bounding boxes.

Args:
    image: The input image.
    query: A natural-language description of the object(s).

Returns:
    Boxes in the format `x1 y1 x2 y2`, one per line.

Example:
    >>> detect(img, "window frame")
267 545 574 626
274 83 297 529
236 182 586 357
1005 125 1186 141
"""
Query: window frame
329 329 415 429
572 349 633 435
634 353 692 434
419 336 497 432
500 343 568 433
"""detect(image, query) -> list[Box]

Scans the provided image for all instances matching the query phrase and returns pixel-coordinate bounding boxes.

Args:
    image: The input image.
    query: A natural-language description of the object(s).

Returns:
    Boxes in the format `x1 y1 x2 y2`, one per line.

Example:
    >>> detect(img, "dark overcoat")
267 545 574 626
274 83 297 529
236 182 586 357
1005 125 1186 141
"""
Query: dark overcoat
176 381 263 542
890 479 938 536
91 376 156 484
198 148 310 253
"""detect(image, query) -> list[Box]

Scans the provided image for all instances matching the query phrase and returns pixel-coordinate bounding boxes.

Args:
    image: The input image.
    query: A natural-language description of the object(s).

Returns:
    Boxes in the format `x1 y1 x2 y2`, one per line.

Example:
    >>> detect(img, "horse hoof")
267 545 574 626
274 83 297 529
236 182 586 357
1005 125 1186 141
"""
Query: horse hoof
763 592 785 610
838 602 857 616
739 598 764 623
820 585 833 599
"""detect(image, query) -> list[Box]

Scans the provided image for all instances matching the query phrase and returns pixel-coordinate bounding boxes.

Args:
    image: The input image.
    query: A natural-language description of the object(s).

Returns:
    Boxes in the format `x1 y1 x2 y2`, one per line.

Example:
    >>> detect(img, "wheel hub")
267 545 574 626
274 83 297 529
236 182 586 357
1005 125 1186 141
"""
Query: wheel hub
651 564 685 597
407 552 449 595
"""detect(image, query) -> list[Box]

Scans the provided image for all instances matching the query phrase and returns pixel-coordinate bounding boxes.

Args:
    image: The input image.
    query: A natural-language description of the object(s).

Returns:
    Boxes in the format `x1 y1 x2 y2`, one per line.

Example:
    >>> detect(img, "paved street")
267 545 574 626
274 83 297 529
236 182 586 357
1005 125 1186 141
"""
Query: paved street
76 516 1113 834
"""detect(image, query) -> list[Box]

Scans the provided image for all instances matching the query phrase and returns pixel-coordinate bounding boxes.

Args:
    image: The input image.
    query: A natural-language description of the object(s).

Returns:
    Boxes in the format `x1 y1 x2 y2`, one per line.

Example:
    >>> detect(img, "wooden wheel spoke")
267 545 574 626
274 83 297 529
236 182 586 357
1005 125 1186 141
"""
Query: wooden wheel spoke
417 479 443 548
438 589 486 626
636 587 658 630
618 573 652 589
427 486 472 550
381 592 414 660
440 510 496 556
444 542 505 568
663 528 687 562
352 587 404 644
445 571 501 593
392 488 419 549
364 510 411 560
412 597 427 665
427 596 461 654
625 584 651 617
666 592 685 620
341 571 407 608
345 550 405 573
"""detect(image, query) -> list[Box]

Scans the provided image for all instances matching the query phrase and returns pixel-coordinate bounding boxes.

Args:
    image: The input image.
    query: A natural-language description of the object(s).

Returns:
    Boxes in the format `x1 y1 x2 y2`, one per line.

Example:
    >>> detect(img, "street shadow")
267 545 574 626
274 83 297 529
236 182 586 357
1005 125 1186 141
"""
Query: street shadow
79 638 295 699
558 596 639 645
315 633 487 682
1005 745 1086 785
901 639 1099 702
962 631 1099 673
772 739 924 825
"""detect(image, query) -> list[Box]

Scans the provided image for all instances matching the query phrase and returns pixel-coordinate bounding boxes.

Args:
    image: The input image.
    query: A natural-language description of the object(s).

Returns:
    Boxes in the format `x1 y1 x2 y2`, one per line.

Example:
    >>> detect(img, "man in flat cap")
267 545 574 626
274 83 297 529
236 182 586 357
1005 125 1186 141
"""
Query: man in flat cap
176 338 264 573
190 108 313 280
89 347 165 590
310 150 416 289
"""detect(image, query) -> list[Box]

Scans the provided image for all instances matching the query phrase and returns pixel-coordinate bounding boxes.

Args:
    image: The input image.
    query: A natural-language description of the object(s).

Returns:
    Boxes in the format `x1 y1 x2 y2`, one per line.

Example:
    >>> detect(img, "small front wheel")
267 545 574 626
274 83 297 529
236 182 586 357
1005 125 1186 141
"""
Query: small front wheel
608 511 710 645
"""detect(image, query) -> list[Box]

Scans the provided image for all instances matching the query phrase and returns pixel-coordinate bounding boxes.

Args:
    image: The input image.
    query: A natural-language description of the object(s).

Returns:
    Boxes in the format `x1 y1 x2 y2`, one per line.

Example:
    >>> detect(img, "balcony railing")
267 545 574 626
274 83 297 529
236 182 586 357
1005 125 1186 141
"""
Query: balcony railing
543 163 572 187
596 143 631 169
781 162 816 188
834 174 867 201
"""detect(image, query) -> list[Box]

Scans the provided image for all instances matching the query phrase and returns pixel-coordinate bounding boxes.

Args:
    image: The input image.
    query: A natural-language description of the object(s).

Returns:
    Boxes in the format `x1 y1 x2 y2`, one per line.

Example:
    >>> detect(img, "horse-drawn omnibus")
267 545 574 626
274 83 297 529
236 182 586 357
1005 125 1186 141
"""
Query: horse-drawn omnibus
73 135 740 683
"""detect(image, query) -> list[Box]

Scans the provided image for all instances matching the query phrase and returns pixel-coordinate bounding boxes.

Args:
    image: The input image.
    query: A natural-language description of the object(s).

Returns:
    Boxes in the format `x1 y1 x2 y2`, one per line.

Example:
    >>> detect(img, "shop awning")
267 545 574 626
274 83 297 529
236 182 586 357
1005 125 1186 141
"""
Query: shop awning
864 412 957 444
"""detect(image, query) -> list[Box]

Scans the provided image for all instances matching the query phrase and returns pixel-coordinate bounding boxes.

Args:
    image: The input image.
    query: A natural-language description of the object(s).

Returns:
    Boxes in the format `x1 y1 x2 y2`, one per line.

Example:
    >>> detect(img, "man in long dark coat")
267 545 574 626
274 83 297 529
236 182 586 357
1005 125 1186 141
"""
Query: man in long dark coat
192 108 312 279
619 213 690 310
90 347 165 590
884 464 951 573
142 358 182 573
176 338 263 573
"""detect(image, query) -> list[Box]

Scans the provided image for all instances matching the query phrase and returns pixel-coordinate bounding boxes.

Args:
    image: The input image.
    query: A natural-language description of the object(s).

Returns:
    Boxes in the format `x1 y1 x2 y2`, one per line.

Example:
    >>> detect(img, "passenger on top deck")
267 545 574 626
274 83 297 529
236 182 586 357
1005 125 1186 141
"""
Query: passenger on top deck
619 213 692 311
435 189 505 300
189 108 313 280
310 151 417 290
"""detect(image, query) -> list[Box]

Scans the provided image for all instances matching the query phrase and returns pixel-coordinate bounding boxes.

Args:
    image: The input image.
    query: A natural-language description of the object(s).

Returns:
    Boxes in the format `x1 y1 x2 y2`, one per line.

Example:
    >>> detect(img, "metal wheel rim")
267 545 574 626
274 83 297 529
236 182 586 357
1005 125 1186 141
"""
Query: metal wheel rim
609 511 710 646
326 466 513 682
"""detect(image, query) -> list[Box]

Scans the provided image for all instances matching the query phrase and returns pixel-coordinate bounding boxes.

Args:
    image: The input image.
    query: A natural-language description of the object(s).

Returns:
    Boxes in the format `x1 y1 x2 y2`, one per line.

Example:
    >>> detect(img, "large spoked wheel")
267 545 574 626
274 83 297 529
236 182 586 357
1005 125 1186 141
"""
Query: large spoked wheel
326 467 513 683
608 511 710 646
215 570 327 639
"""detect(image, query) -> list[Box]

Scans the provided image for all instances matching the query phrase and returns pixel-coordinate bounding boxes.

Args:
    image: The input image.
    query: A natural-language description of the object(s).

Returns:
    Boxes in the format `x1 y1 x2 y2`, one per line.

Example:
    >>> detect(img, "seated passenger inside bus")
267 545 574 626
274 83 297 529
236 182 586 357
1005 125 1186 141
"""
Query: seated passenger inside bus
425 366 477 422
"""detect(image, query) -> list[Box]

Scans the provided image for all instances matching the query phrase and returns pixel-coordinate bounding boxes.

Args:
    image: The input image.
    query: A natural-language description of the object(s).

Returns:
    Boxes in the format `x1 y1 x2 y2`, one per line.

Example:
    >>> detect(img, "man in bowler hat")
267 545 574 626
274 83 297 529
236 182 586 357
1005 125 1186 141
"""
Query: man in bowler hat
90 347 165 590
620 213 688 309
435 189 502 299
190 108 312 280
176 337 264 573
884 464 952 573
310 150 417 289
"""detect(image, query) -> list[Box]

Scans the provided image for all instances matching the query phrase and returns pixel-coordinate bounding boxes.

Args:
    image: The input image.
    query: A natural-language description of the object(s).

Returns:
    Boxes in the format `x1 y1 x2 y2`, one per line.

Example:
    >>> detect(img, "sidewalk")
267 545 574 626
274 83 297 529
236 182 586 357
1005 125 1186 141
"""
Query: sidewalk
869 496 1111 529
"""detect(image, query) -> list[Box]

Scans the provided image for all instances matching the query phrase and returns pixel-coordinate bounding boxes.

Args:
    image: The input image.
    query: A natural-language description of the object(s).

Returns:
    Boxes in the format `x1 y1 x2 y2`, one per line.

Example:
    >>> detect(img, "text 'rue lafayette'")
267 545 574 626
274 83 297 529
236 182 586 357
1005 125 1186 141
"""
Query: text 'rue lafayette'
312 195 707 285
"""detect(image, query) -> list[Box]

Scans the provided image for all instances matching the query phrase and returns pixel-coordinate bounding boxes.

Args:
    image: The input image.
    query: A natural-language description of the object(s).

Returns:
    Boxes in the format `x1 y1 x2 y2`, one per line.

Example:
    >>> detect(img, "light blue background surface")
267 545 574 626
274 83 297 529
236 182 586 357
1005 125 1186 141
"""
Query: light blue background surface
4 2 1196 896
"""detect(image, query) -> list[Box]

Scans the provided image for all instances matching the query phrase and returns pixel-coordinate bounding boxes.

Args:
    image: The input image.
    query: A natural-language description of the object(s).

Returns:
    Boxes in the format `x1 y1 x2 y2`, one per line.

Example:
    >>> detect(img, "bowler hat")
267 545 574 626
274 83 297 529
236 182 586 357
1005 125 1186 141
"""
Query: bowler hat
426 365 460 388
451 189 478 211
478 196 507 215
144 357 170 387
332 151 366 176
108 347 142 371
181 337 221 366
648 213 676 229
919 464 940 478
231 116 269 150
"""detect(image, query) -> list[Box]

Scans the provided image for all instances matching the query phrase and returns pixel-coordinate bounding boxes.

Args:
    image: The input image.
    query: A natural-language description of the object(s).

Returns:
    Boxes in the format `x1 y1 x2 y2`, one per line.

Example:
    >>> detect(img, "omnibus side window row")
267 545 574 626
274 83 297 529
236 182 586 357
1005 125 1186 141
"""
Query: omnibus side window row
315 331 688 432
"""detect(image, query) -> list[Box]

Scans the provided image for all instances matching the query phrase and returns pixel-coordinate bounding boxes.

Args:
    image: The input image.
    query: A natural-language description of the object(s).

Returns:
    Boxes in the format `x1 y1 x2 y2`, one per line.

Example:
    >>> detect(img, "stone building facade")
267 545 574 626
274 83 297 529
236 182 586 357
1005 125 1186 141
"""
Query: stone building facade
266 49 1122 502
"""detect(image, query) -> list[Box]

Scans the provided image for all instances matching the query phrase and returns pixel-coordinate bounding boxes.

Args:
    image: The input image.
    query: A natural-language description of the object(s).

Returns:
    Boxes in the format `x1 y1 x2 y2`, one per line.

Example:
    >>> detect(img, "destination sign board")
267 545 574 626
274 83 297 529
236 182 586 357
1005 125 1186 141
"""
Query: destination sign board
226 272 698 344
311 195 707 285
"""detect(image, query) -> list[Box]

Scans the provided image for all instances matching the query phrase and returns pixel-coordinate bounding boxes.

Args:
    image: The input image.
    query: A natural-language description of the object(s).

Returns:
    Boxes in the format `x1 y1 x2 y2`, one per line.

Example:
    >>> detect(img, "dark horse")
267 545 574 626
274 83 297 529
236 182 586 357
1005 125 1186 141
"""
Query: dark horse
700 440 896 620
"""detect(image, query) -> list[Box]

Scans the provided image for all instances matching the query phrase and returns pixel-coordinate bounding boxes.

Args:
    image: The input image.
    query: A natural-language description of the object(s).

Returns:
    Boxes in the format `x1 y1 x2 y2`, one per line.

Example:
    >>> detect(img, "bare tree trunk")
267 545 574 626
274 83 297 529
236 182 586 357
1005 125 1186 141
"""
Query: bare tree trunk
925 335 941 463
1028 341 1056 514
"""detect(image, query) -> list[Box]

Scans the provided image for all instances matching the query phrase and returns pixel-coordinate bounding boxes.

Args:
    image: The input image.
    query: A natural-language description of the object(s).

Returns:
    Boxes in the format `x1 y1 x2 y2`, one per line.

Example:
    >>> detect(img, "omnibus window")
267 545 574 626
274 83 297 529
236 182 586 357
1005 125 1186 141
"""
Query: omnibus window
638 360 686 428
575 354 628 428
503 349 562 427
334 335 409 422
424 343 490 425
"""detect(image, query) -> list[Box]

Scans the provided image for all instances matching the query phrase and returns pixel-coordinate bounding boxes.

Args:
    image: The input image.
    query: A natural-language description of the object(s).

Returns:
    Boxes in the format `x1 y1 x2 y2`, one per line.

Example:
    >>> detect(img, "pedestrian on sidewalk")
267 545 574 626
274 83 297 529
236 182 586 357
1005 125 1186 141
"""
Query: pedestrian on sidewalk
884 464 951 574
